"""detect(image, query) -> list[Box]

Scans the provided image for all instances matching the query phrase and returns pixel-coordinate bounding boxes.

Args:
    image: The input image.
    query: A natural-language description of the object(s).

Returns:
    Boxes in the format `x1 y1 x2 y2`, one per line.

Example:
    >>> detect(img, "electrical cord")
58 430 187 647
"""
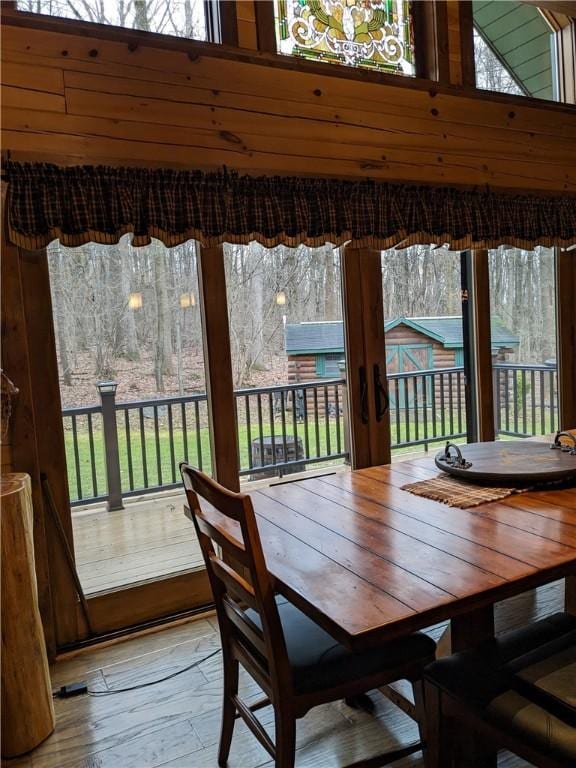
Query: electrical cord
54 647 221 699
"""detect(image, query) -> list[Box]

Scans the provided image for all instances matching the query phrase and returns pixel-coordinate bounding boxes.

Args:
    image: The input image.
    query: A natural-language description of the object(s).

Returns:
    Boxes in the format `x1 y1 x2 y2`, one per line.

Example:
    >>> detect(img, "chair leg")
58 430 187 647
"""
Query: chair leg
218 656 239 768
458 731 497 768
422 681 455 768
274 709 296 768
412 680 427 763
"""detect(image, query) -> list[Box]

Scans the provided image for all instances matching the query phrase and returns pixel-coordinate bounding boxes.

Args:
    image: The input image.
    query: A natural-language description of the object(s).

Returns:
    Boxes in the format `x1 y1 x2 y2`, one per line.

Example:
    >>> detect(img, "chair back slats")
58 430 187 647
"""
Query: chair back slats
210 553 259 611
194 510 251 567
180 463 292 697
181 466 245 521
222 595 268 658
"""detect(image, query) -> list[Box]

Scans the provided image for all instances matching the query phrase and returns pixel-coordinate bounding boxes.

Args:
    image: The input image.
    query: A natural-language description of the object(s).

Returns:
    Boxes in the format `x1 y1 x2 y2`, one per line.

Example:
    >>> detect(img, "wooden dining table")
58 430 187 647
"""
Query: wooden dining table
248 453 576 654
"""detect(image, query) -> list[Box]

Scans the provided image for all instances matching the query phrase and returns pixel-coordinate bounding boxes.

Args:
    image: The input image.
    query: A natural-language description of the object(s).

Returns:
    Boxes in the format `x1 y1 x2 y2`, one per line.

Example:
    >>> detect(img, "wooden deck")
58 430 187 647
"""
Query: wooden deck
69 454 438 595
72 490 204 595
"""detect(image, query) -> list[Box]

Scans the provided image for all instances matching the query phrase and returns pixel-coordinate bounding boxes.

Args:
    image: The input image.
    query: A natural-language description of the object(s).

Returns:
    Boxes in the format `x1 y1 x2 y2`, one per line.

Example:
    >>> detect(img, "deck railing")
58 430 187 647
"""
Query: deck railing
63 363 558 508
493 362 558 438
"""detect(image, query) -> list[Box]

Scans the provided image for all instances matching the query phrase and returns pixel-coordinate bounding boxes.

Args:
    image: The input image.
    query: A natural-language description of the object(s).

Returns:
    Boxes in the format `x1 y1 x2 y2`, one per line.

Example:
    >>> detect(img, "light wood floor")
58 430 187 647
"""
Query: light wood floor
72 490 204 594
4 580 566 768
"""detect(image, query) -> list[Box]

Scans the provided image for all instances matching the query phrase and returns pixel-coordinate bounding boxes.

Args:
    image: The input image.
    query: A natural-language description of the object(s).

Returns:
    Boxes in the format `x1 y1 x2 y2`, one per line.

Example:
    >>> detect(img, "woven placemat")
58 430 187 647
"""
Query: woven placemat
401 474 529 509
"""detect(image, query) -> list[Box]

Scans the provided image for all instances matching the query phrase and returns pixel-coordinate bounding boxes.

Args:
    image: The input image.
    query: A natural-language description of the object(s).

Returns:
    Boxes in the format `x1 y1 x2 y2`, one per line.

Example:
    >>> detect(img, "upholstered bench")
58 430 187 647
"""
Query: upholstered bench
423 612 576 768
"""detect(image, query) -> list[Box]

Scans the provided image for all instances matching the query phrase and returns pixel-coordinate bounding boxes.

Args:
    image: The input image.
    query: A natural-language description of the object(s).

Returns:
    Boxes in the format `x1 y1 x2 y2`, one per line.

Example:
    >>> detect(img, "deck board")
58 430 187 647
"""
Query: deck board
72 490 204 594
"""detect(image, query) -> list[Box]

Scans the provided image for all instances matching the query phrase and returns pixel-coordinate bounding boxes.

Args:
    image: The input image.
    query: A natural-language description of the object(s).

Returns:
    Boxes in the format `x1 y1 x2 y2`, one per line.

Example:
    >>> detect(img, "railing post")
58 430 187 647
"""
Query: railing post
96 381 124 511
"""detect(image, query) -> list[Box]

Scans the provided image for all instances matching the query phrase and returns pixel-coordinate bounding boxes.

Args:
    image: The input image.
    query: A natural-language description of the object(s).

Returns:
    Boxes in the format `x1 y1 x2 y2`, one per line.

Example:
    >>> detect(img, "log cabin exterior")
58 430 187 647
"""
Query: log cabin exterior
1 8 576 763
286 316 519 386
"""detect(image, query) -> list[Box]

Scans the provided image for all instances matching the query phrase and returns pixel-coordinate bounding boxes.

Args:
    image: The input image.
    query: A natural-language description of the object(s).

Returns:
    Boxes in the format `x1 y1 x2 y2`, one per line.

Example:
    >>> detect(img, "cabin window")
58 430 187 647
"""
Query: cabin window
316 352 344 377
473 0 558 101
272 0 415 76
14 0 212 42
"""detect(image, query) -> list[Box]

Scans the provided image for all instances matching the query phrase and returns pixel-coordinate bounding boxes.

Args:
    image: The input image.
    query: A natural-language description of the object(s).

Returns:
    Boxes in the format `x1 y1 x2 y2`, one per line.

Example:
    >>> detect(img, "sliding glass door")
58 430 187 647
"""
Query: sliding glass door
45 236 213 635
223 242 350 486
488 246 558 440
380 245 470 459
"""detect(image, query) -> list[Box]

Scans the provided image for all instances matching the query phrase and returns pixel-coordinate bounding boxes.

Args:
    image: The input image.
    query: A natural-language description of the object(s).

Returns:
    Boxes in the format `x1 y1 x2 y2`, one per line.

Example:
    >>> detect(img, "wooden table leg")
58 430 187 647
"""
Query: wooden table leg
450 605 495 653
565 574 576 615
450 606 497 768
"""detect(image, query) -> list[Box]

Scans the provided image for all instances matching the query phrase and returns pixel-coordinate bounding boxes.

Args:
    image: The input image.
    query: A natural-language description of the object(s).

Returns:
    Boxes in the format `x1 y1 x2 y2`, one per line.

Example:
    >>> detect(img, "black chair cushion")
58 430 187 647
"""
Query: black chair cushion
247 595 436 695
424 612 576 762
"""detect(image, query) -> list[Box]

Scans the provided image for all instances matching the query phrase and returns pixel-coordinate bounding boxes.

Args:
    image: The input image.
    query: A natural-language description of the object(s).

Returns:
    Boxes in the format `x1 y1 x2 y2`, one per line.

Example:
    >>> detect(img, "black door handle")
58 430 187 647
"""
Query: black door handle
359 366 368 424
373 363 389 422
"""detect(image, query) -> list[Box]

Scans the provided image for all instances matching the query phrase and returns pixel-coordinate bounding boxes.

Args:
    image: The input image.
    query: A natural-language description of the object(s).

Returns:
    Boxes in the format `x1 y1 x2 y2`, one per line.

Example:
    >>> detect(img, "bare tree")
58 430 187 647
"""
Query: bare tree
474 29 524 96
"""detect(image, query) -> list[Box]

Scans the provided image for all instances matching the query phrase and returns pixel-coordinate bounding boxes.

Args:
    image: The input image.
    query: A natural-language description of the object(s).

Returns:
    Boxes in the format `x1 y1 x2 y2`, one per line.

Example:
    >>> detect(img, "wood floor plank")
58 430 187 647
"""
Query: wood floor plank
101 633 221 691
19 586 564 768
51 617 216 688
55 719 203 768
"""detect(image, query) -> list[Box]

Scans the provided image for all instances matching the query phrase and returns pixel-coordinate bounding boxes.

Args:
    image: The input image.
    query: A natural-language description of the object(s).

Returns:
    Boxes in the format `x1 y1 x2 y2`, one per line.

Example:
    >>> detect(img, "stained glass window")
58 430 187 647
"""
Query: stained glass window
273 1 415 76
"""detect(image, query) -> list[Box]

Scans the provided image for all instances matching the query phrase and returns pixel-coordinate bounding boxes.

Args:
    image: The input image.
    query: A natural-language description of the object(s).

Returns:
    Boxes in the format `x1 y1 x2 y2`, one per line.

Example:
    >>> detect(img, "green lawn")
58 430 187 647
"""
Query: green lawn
64 406 556 503
65 417 346 502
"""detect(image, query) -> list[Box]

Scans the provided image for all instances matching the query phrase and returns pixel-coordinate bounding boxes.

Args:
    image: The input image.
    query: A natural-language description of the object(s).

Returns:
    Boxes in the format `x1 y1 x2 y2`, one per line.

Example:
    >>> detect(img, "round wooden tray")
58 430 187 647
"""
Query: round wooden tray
434 440 576 486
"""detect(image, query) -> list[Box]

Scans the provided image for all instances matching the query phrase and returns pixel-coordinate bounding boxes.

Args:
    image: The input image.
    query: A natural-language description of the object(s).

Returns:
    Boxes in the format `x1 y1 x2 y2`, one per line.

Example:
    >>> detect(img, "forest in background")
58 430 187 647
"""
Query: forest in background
29 0 556 406
48 239 557 408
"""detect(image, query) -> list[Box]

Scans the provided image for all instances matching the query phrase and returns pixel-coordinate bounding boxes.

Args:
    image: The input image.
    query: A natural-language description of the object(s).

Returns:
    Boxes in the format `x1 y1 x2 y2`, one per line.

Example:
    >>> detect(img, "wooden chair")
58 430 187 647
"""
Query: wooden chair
422 612 576 768
180 463 436 768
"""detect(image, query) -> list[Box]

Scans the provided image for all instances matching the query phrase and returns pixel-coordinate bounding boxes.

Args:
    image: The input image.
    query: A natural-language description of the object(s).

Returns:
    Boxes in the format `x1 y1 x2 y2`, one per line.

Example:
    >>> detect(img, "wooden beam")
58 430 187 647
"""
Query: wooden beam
341 247 391 470
555 20 576 104
361 250 392 467
217 1 239 47
470 250 495 442
0 234 56 658
521 1 576 18
234 0 258 51
556 249 576 430
197 244 240 491
18 248 80 648
254 0 276 53
341 248 370 470
413 0 450 83
446 0 476 87
5 19 574 192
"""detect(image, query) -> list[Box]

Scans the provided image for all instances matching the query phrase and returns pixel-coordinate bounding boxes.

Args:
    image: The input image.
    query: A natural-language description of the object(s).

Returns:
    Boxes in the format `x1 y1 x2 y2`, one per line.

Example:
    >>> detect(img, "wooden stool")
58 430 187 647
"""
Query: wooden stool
1 473 55 758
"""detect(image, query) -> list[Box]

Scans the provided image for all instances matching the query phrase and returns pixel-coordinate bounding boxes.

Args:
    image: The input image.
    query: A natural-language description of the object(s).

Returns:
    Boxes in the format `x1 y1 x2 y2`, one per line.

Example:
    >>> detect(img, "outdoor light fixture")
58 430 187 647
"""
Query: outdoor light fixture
96 381 118 395
128 292 143 310
276 290 287 306
180 292 196 308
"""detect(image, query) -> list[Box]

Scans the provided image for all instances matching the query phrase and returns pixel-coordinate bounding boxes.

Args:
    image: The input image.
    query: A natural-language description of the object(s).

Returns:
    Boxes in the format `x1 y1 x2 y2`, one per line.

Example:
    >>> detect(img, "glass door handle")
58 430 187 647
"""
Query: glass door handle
373 364 389 422
359 366 369 425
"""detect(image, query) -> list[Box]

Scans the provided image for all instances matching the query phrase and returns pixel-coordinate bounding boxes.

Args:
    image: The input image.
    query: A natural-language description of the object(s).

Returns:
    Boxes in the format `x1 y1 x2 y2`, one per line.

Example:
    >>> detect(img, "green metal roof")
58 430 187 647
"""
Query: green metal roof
473 1 555 100
285 321 345 354
285 317 519 354
388 316 519 349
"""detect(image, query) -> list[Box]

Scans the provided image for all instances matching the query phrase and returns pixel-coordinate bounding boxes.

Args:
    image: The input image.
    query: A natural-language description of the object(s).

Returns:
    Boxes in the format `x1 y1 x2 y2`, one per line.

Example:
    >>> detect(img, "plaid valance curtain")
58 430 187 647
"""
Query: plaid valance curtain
5 162 576 251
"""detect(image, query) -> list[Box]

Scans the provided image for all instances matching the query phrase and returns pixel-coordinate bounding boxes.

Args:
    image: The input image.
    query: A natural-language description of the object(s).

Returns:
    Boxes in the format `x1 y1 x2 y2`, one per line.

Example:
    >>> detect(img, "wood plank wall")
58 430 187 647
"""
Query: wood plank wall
2 20 575 193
